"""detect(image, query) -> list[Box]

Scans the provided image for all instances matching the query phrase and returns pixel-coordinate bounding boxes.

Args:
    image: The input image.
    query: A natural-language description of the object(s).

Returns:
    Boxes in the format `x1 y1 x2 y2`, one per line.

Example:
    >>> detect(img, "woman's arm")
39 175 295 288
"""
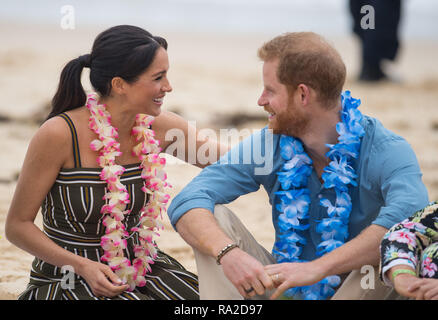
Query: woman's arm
153 110 229 168
385 265 418 298
380 203 438 299
5 117 128 297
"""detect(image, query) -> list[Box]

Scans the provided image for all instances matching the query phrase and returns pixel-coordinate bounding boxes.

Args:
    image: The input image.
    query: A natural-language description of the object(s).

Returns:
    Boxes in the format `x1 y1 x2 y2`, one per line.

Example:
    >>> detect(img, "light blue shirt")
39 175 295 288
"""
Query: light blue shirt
168 115 429 261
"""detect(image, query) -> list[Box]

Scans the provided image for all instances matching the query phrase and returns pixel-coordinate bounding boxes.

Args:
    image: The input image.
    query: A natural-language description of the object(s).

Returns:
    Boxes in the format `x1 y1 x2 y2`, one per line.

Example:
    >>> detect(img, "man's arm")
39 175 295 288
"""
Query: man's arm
266 136 429 299
176 208 274 297
265 224 387 299
168 128 277 297
176 208 232 258
319 224 388 274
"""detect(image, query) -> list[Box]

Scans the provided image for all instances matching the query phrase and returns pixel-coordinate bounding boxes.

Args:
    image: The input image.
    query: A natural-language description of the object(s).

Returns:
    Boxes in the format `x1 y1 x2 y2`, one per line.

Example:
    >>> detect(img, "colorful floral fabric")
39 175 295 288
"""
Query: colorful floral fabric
380 202 438 285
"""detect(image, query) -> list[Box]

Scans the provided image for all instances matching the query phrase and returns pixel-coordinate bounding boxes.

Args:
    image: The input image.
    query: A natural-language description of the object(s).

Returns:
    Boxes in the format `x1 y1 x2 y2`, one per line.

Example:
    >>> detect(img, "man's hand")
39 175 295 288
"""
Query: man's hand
264 261 326 300
220 247 274 298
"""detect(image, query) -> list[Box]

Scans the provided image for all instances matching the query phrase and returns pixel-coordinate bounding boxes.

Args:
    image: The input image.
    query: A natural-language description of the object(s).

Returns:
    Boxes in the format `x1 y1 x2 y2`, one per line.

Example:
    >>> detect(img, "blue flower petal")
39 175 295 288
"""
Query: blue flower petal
273 90 363 300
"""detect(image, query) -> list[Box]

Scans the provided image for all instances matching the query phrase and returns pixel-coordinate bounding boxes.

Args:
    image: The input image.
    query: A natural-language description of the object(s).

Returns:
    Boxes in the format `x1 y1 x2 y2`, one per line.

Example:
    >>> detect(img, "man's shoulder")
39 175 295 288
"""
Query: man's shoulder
230 126 281 152
362 115 409 152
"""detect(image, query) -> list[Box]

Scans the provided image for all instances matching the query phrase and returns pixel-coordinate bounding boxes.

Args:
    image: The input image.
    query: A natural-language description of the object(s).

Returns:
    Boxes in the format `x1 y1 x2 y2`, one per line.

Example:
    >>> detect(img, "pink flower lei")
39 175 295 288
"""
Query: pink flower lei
86 93 170 291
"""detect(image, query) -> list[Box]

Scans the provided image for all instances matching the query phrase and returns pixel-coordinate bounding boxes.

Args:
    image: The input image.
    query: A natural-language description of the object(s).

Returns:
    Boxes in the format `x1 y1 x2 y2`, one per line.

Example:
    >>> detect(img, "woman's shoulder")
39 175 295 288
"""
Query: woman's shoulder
39 115 71 139
153 110 185 128
152 110 189 139
18 114 74 171
38 107 87 140
31 114 73 155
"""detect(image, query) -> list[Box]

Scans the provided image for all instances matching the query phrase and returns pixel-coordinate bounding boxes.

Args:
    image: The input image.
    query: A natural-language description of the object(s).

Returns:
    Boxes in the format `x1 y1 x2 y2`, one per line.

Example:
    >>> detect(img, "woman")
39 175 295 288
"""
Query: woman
5 25 225 300
380 202 438 300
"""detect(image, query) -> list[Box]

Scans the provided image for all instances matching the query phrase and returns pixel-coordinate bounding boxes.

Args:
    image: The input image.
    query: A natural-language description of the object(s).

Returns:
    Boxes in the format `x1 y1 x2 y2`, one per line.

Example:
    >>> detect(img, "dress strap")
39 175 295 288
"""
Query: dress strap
58 113 82 168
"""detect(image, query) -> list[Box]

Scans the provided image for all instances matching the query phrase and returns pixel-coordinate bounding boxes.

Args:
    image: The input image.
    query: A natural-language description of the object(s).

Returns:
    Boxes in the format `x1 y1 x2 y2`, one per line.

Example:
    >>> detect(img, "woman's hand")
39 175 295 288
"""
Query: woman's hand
386 266 419 299
392 273 419 298
407 278 438 300
77 259 130 298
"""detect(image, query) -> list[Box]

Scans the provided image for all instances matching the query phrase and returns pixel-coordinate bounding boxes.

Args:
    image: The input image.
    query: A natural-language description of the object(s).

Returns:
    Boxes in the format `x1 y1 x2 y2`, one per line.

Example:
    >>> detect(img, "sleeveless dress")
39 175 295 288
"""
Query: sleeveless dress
18 113 199 300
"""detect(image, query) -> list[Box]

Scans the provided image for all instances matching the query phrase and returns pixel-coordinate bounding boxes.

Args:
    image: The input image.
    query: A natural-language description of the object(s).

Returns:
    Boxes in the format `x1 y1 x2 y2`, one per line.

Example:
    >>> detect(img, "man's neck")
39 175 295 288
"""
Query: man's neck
299 103 341 168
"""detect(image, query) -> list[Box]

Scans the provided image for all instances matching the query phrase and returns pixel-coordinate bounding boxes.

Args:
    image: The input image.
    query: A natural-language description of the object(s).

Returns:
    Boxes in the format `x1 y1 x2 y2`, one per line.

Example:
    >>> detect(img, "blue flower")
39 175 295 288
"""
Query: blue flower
276 189 310 216
283 287 301 298
283 153 313 171
272 248 292 263
316 218 344 232
333 190 352 209
273 90 364 299
279 136 304 161
316 218 349 241
277 163 312 189
278 230 307 245
277 212 310 231
298 276 340 300
319 284 336 299
326 141 361 159
336 121 362 143
341 90 361 110
319 190 352 221
301 284 326 300
273 244 302 261
342 109 365 137
320 275 341 287
322 156 357 190
301 288 320 300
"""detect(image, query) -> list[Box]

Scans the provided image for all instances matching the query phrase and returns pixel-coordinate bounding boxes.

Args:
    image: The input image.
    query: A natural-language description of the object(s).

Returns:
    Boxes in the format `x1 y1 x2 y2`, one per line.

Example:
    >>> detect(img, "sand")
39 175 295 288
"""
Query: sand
0 22 437 299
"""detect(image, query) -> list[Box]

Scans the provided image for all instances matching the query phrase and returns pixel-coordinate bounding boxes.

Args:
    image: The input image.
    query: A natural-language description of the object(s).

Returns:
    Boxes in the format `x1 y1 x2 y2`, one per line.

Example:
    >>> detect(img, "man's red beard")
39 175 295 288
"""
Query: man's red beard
269 104 310 137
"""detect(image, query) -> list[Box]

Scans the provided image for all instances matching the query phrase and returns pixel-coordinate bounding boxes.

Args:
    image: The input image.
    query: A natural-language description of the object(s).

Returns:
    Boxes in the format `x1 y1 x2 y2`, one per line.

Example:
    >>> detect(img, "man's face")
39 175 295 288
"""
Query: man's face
257 59 309 137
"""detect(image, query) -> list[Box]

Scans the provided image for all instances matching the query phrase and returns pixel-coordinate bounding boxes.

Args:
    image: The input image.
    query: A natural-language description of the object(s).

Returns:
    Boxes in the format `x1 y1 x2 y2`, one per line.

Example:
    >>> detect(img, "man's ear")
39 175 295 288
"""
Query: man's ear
111 77 126 95
296 84 310 106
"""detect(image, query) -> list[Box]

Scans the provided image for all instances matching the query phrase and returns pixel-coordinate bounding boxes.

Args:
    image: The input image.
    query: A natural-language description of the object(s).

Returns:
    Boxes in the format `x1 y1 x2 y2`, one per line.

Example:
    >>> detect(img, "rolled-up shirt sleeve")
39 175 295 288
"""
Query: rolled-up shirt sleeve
167 128 274 228
371 137 429 229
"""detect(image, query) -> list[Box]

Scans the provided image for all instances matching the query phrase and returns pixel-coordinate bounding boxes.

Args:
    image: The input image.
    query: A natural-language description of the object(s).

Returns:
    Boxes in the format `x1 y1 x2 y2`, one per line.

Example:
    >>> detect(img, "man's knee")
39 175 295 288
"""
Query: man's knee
213 205 240 237
213 204 232 220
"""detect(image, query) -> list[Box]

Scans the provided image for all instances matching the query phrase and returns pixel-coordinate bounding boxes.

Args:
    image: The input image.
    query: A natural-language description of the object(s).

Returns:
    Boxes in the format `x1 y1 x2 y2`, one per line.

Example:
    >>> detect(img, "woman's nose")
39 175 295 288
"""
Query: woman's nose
163 78 172 92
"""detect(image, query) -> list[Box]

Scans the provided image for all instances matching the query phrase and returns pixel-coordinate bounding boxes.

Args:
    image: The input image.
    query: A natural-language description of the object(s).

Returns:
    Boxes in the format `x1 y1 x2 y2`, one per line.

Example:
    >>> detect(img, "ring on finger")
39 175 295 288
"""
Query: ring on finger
271 273 280 282
244 287 254 294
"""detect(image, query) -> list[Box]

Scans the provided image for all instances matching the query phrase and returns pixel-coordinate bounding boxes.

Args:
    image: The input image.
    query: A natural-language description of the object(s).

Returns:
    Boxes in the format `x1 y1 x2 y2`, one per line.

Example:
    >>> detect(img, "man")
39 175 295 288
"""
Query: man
167 32 429 300
349 0 402 82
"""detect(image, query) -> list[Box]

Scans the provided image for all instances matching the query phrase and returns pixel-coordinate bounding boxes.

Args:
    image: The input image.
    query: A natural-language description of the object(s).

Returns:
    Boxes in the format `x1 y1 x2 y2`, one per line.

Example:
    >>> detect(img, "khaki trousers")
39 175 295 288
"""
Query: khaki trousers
193 205 404 300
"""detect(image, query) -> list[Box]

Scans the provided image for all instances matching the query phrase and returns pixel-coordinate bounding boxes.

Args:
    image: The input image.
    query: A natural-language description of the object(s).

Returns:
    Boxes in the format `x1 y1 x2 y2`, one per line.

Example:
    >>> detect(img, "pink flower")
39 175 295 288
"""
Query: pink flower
422 257 438 278
86 93 169 291
388 230 417 247
400 220 427 233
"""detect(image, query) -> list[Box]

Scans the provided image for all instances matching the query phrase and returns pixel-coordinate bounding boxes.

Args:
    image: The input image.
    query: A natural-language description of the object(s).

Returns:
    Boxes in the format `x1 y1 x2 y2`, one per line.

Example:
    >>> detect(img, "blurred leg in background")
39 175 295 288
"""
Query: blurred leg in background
349 0 402 82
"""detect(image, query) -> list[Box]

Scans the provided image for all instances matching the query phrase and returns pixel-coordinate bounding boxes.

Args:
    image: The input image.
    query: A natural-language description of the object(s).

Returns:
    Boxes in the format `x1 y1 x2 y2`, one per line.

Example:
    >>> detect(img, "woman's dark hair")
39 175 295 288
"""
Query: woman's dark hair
47 25 167 120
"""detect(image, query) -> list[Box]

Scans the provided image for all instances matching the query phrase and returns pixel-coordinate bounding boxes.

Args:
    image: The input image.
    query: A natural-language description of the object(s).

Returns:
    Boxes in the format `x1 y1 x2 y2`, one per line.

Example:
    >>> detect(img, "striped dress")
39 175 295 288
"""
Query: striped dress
18 113 199 300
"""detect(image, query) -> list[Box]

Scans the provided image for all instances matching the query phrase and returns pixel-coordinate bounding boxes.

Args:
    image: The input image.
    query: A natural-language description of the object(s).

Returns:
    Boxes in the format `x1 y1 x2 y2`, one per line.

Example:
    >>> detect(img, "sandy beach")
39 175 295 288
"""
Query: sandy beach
0 22 437 300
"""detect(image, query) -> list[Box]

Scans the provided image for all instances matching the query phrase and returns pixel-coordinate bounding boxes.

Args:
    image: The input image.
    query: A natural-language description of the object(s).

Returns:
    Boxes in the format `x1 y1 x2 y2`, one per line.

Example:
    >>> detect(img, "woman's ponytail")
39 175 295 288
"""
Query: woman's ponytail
47 54 91 120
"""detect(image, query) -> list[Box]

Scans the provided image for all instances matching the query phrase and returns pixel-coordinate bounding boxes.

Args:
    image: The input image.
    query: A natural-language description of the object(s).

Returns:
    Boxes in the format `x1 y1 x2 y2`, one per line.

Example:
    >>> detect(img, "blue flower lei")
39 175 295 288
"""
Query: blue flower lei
273 91 365 300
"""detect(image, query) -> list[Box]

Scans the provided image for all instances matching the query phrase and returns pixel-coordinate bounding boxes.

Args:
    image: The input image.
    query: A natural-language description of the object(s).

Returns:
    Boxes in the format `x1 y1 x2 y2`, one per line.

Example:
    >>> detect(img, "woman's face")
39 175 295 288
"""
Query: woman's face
124 47 172 116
